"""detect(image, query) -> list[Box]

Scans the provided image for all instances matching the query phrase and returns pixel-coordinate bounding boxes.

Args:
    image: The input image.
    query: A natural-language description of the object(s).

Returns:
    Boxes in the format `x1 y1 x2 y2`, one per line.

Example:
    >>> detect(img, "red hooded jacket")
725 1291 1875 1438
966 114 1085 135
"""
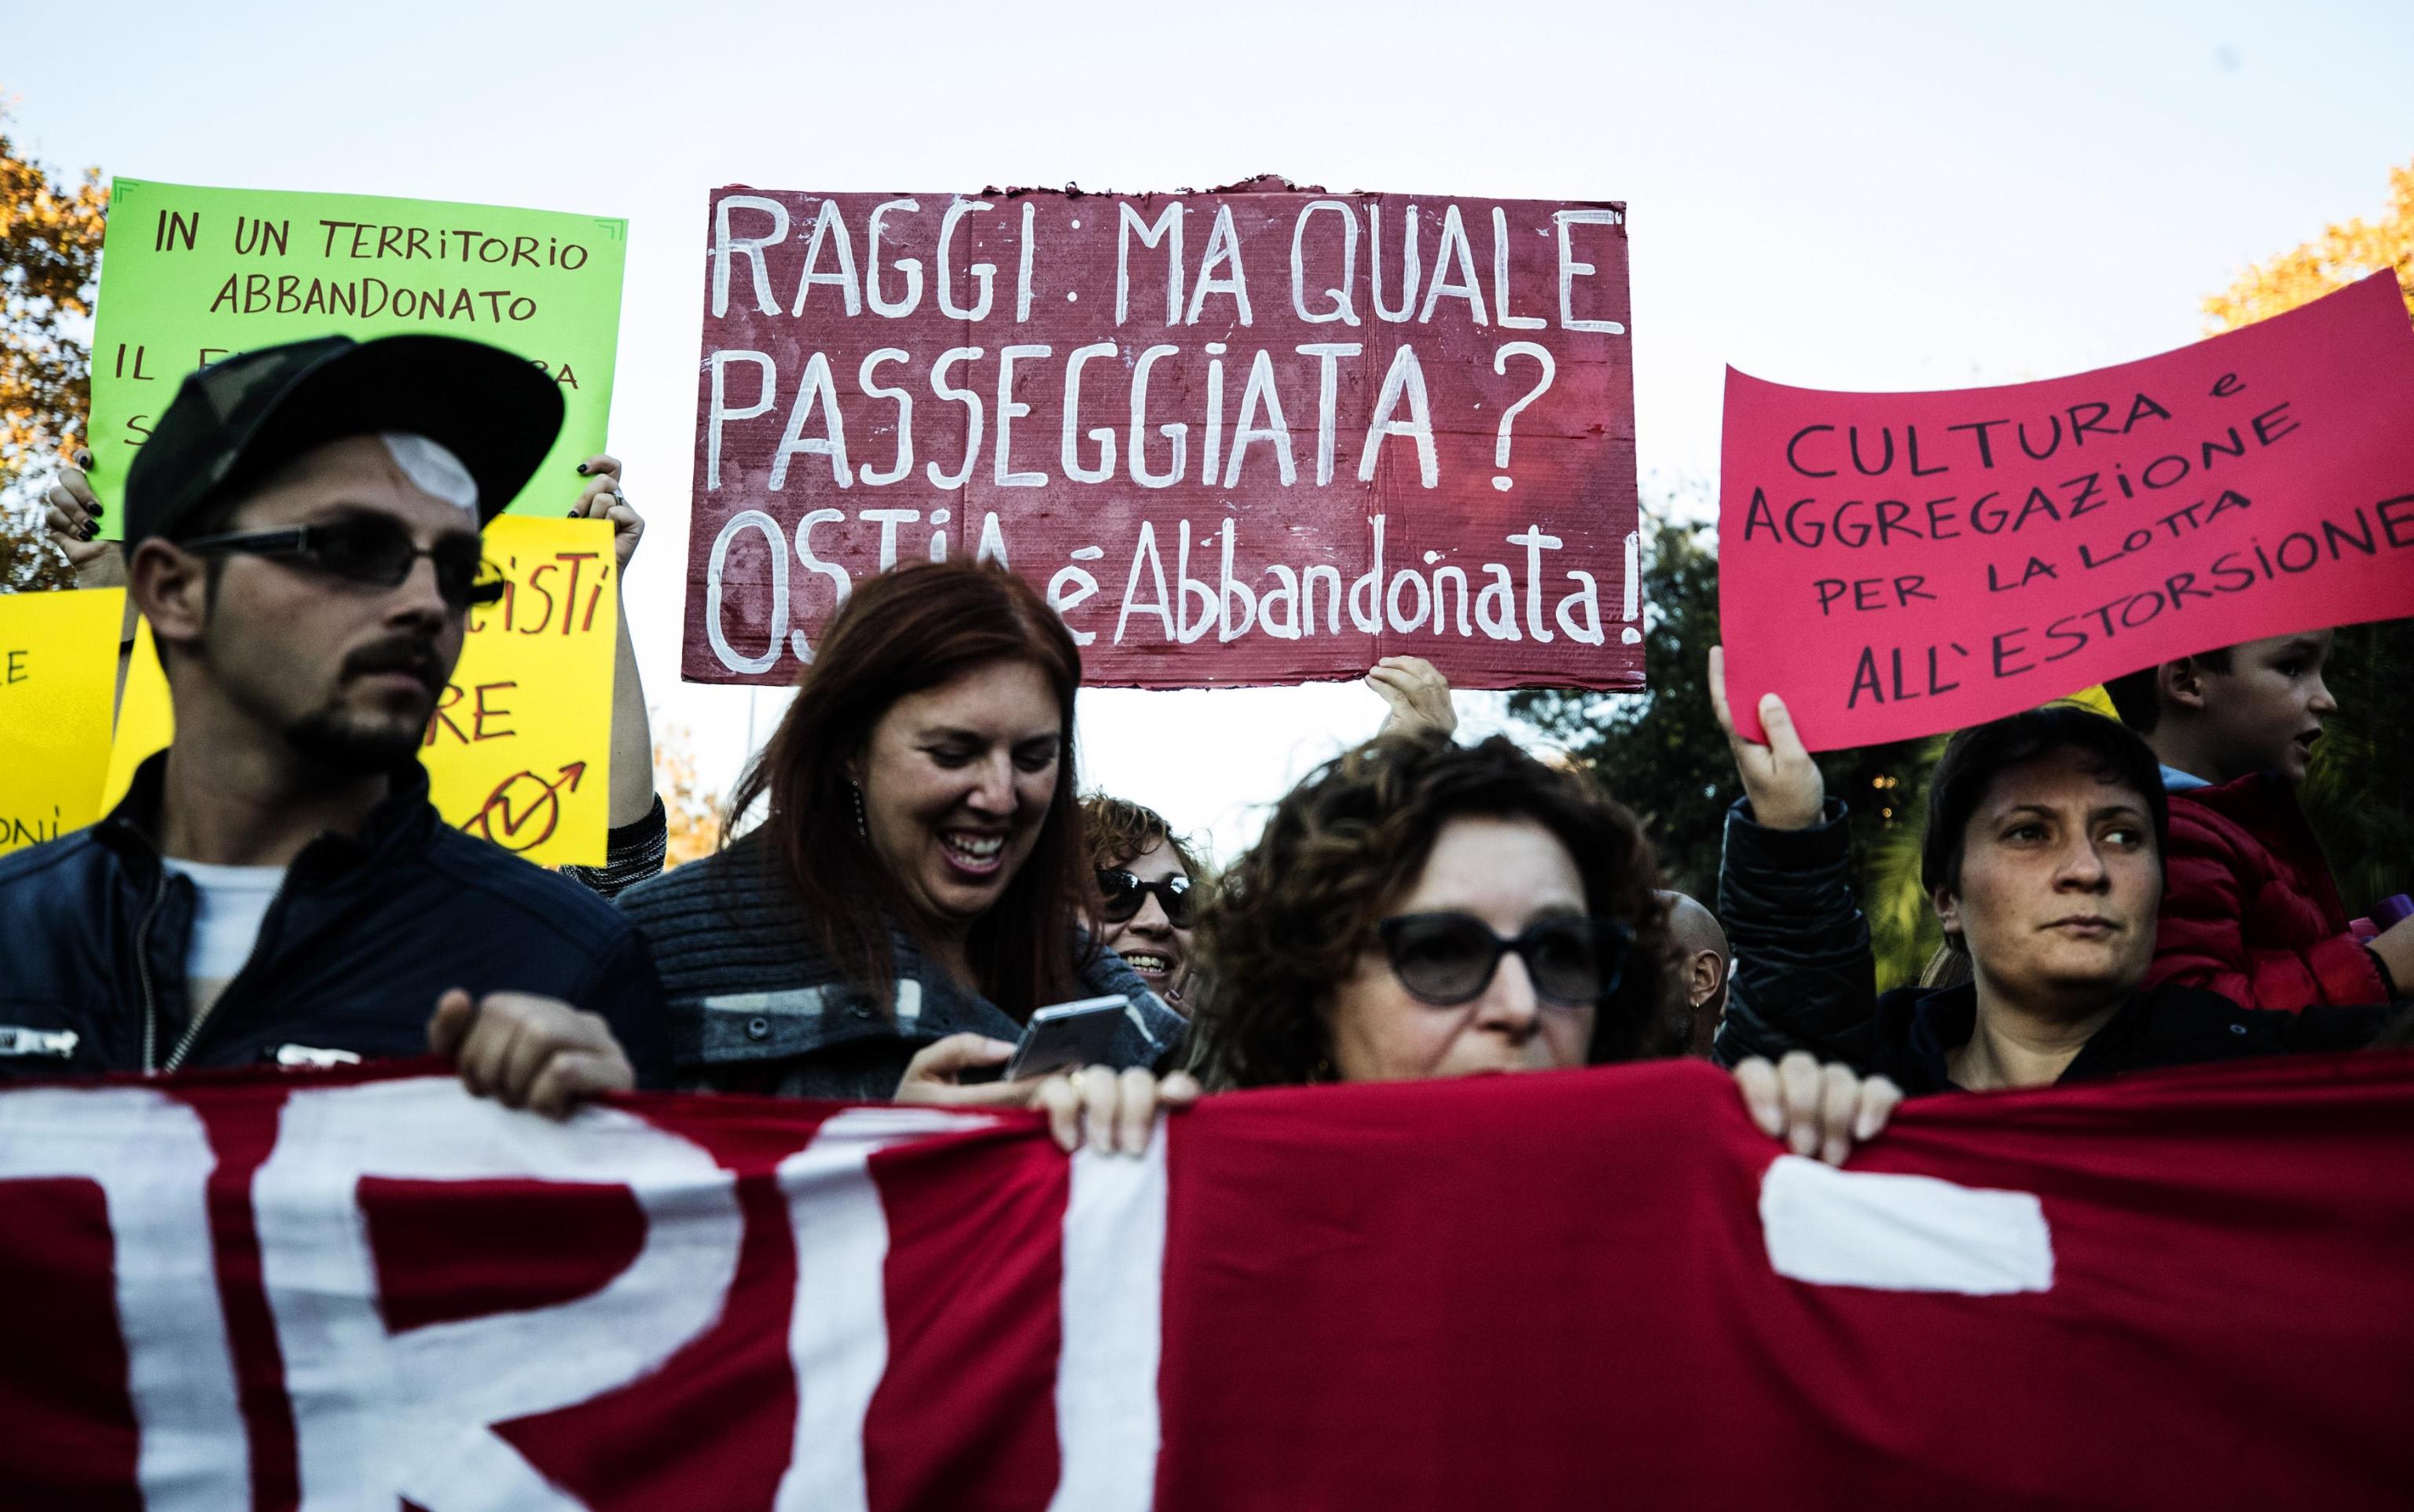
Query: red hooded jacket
2144 771 2391 1011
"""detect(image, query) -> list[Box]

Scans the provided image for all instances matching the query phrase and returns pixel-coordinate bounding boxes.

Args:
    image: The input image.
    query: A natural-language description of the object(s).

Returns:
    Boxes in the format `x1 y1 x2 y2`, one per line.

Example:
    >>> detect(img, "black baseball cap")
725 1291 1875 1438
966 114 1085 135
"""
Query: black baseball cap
122 333 566 548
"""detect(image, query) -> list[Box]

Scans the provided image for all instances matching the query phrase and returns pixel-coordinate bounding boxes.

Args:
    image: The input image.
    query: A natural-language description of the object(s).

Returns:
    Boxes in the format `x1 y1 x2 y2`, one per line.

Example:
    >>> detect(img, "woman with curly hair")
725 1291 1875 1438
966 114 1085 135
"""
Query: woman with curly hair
1080 795 1205 1011
1189 732 1901 1164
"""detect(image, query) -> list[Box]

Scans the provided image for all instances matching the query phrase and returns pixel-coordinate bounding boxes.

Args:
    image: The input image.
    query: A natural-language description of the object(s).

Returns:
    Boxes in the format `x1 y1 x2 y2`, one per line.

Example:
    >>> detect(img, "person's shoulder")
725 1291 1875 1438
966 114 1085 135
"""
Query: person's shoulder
2161 782 2267 866
0 828 108 892
416 824 637 954
618 835 776 922
2167 772 2297 836
2137 981 2254 1019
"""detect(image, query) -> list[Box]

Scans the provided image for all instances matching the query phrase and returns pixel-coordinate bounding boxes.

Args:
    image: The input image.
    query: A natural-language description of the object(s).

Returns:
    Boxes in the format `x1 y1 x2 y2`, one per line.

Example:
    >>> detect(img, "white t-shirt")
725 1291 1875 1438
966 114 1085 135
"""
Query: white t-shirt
161 859 286 1015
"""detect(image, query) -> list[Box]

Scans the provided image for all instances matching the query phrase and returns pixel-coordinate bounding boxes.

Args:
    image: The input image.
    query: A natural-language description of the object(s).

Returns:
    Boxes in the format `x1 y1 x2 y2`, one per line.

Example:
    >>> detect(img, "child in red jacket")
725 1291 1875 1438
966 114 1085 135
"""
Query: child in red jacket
2105 632 2409 1011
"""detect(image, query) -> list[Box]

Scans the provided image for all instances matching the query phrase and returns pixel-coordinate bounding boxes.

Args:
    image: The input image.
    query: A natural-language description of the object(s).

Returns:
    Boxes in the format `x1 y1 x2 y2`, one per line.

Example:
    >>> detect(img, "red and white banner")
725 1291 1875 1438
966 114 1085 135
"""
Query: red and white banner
5 1054 2412 1510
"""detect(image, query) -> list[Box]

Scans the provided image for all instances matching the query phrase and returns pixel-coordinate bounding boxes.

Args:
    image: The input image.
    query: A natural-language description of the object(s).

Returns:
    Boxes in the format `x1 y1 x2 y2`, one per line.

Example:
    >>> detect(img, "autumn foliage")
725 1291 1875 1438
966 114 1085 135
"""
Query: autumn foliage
2204 160 2414 333
654 727 725 868
0 100 106 490
1 99 105 592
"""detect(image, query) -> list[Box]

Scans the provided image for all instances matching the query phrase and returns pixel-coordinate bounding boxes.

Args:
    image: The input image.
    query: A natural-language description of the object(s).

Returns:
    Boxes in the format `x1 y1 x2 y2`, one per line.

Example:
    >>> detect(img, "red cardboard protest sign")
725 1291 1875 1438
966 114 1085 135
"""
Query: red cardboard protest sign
683 182 1641 689
1716 272 2414 749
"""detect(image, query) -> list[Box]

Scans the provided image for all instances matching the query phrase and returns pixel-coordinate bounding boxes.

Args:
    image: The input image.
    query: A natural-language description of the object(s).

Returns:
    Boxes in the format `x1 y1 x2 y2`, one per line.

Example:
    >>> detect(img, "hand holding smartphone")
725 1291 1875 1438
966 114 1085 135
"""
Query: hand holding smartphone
1003 995 1137 1080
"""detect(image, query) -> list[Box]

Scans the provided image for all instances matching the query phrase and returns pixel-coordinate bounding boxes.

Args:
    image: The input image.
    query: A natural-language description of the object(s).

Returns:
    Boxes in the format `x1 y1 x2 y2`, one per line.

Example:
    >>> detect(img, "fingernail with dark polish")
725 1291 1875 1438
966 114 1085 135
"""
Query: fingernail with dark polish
82 523 99 541
75 450 92 468
575 462 591 475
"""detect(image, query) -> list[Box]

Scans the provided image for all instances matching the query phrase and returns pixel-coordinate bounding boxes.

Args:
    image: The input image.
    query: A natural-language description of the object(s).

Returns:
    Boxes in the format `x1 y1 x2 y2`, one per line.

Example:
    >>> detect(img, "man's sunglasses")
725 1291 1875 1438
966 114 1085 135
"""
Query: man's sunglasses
1374 912 1632 1009
1097 869 1195 929
182 518 501 611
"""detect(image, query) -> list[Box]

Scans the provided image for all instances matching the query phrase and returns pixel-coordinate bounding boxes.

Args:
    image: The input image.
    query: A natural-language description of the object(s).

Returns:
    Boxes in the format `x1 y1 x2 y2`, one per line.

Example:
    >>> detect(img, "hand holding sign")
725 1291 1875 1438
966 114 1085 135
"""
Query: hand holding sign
39 454 124 588
1708 644 1825 831
1368 655 1458 739
567 453 643 566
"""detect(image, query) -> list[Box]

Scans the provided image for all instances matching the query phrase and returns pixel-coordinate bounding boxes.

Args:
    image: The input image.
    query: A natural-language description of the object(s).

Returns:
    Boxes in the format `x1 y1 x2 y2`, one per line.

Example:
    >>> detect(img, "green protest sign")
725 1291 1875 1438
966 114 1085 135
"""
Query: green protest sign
86 178 626 534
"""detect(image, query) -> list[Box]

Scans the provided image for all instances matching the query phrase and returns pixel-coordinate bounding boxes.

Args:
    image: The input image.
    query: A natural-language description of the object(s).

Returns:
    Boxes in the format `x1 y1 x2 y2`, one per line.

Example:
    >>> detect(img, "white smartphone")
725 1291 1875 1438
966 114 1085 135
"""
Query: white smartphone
1003 995 1136 1081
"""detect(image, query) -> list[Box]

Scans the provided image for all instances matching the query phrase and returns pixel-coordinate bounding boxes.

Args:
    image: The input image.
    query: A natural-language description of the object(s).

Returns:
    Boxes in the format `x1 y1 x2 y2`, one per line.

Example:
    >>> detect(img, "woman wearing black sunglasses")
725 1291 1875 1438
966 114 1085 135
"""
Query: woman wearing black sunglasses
1188 734 1901 1165
1081 795 1202 1010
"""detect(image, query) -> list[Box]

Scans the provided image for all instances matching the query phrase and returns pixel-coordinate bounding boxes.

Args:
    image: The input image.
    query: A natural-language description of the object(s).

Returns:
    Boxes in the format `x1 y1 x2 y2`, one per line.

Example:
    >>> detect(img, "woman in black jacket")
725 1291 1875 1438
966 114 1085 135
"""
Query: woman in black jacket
1704 648 2395 1094
618 561 1188 1149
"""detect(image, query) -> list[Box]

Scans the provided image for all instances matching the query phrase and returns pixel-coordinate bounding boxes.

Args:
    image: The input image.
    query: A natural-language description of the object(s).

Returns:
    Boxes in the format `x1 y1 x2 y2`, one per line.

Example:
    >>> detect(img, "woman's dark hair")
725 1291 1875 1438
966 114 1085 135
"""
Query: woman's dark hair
1188 733 1679 1088
725 560 1091 1019
1920 706 2170 952
1080 795 1203 886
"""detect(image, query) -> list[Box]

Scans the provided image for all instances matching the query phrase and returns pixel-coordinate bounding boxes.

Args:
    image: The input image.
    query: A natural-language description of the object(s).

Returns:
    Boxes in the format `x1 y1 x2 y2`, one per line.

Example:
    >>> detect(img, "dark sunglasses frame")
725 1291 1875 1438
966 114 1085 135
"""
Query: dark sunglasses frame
181 521 503 611
1374 912 1633 1008
1096 868 1195 927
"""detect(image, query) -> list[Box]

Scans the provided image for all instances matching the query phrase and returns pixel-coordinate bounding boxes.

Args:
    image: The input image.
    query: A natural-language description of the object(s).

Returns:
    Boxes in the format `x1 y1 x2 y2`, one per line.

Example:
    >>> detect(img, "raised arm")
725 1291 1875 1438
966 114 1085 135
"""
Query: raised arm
1705 646 1877 1066
559 456 667 897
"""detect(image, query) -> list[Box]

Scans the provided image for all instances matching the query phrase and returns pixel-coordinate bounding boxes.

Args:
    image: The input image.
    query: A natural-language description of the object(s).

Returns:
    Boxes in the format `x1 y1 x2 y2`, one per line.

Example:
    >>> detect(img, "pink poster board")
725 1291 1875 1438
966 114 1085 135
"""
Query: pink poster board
1718 273 2414 748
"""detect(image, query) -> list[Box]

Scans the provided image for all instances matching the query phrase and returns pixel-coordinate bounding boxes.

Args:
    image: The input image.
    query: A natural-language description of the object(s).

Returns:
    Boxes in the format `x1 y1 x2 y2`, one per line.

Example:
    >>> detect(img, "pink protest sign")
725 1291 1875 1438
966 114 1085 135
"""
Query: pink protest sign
682 182 1641 689
1717 272 2414 749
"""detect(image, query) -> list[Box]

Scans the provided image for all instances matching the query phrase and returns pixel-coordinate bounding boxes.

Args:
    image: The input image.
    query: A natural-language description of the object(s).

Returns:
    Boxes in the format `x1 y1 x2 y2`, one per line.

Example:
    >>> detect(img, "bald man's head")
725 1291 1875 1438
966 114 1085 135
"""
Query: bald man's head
1657 891 1731 1056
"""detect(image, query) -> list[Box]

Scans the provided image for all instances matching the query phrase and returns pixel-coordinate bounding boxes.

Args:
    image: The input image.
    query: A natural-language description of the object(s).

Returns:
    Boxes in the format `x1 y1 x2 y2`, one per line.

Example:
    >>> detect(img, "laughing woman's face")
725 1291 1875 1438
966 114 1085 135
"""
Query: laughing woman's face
1100 839 1194 1005
857 658 1062 935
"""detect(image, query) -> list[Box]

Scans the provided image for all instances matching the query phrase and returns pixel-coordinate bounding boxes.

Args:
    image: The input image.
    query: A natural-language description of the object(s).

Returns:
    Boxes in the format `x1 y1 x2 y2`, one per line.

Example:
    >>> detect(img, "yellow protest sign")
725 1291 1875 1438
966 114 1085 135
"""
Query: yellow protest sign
97 517 616 864
424 516 617 866
101 615 174 815
1 588 125 855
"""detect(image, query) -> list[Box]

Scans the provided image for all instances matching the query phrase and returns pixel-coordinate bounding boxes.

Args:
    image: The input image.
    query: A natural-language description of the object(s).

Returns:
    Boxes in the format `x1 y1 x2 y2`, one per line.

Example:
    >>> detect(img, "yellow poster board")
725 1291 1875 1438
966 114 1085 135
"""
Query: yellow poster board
1 588 126 855
97 517 616 864
426 516 617 866
101 615 173 815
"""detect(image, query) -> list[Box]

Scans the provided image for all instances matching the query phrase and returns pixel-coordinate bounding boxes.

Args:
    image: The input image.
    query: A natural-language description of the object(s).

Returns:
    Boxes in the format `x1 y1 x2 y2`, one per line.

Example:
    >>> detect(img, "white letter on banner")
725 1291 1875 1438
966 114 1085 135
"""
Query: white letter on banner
773 1107 1001 1512
0 1087 250 1508
712 194 789 317
706 508 790 675
1046 1132 1169 1512
1759 1154 2054 1295
1554 208 1627 335
706 350 777 492
253 1078 743 1512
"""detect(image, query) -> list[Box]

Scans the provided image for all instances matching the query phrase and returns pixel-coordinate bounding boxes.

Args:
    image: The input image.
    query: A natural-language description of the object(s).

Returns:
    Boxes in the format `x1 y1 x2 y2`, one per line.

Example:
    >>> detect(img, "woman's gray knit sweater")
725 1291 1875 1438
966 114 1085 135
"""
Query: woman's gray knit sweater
617 834 1183 1100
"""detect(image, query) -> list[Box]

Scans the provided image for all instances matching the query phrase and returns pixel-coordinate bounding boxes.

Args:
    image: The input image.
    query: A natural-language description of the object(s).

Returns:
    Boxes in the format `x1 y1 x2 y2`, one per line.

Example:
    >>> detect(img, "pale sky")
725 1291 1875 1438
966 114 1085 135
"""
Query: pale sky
16 0 2412 863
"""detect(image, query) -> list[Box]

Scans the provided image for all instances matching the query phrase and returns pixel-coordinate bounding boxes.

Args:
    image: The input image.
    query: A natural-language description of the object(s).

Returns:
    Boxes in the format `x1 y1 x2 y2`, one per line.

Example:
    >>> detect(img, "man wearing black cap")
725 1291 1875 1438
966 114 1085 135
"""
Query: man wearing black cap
0 333 667 1111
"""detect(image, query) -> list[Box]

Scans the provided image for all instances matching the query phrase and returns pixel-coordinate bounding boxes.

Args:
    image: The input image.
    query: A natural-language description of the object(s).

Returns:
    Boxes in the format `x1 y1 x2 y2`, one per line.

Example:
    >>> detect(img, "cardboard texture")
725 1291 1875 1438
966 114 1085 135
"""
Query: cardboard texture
684 185 1641 690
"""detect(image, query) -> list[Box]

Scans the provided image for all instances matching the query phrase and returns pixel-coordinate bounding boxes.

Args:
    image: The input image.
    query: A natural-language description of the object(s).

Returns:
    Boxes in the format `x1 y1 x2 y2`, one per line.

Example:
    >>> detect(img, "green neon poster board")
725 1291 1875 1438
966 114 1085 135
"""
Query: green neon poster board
86 178 626 534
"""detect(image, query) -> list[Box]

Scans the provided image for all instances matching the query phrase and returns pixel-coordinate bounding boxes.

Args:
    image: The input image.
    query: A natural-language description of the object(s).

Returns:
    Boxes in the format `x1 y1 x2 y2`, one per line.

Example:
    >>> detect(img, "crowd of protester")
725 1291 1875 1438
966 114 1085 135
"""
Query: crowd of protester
2 328 2408 1170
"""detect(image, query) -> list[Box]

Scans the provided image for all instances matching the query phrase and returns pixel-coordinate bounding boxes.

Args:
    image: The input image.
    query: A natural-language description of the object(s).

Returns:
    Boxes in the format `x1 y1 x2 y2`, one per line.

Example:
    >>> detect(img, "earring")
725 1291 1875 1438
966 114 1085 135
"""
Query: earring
851 781 868 839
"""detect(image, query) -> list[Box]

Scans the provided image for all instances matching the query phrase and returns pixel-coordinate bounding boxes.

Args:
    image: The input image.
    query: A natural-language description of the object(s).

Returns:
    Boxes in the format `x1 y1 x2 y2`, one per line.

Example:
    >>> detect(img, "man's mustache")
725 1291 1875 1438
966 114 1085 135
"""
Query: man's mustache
341 636 444 695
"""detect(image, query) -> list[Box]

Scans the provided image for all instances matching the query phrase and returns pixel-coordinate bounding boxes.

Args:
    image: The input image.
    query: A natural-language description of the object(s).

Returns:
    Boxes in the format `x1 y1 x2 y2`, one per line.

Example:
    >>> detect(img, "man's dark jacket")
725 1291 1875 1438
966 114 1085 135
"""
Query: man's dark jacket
1708 797 2390 1095
0 754 670 1083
